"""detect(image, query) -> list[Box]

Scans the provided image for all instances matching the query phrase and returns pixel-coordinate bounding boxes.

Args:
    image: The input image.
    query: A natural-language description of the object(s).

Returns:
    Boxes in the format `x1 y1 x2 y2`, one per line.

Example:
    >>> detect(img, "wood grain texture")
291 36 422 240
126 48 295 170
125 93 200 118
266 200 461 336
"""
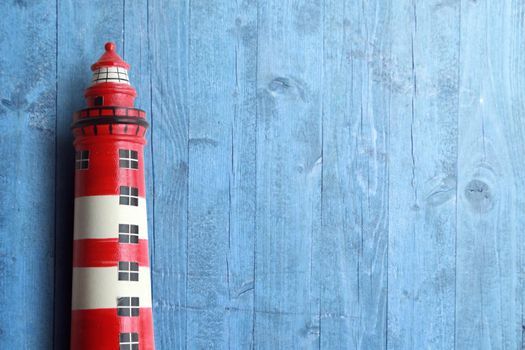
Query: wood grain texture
187 0 255 348
255 1 323 348
148 0 189 348
320 1 389 348
388 1 459 349
2 0 525 349
0 1 56 349
456 1 524 349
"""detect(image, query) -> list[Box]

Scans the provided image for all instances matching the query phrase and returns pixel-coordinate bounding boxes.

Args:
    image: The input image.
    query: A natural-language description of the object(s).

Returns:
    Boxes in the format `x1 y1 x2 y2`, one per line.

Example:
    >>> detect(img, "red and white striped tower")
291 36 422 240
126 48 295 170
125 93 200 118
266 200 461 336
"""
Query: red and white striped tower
70 42 155 350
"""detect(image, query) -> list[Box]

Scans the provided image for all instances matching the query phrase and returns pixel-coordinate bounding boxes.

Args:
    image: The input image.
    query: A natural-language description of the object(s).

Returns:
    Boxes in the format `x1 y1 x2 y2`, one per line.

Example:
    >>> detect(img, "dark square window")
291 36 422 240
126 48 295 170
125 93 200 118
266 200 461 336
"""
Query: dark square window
117 308 130 317
119 149 139 169
117 297 139 317
120 186 130 195
118 297 130 307
118 261 139 281
94 96 103 106
119 186 139 206
119 224 139 244
75 150 89 170
119 332 139 350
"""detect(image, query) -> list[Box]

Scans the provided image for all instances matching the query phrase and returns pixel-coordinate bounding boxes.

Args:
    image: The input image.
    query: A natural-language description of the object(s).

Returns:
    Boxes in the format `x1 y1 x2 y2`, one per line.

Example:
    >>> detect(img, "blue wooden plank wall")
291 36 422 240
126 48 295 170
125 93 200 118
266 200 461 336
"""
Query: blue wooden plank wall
0 0 524 349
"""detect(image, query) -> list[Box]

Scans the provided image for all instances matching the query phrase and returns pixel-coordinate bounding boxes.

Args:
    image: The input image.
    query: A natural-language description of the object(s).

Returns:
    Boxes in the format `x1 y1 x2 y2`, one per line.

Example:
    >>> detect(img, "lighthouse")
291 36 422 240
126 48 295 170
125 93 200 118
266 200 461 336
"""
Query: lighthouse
70 42 155 350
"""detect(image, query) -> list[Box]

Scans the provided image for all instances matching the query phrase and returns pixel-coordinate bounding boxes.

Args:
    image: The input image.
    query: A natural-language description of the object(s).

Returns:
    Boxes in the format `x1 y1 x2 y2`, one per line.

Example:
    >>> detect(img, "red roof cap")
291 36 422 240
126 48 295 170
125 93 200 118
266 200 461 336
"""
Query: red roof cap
90 42 130 71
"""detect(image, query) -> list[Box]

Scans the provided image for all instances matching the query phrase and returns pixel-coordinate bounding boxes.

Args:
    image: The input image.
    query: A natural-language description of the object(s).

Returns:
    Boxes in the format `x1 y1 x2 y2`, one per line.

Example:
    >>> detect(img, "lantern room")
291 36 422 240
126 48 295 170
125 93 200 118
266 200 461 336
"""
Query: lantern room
84 42 137 108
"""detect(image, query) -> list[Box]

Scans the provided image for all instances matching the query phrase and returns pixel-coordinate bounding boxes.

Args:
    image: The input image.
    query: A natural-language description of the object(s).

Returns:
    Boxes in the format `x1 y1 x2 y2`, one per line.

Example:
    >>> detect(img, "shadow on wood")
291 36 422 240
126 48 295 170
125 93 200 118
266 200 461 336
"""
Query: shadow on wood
53 78 80 350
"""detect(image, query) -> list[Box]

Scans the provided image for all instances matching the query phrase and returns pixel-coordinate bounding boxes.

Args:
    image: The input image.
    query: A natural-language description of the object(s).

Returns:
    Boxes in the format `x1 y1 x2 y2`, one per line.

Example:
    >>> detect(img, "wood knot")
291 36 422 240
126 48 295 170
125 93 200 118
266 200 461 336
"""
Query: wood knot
268 77 292 93
464 179 493 213
267 76 307 101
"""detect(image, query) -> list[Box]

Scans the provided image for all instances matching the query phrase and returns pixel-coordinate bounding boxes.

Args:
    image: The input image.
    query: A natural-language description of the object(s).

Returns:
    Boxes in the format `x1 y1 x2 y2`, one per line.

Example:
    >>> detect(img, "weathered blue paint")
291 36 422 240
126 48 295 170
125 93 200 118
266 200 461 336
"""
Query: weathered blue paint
0 2 56 349
0 1 523 349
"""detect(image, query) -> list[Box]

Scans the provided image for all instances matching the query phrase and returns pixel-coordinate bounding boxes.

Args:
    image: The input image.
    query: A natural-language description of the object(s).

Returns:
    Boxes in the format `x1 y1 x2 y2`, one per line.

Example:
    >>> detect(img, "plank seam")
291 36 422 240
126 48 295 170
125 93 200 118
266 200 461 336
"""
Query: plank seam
52 1 59 348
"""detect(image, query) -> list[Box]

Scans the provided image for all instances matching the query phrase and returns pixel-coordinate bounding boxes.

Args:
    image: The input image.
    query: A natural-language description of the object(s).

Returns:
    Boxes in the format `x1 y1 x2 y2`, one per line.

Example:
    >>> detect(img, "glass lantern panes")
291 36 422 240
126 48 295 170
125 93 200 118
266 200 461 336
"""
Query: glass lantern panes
91 67 130 85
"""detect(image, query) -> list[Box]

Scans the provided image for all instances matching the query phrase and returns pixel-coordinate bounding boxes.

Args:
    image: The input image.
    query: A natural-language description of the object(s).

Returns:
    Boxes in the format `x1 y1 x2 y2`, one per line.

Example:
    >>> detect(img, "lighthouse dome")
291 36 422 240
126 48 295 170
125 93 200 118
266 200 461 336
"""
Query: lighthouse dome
90 42 131 86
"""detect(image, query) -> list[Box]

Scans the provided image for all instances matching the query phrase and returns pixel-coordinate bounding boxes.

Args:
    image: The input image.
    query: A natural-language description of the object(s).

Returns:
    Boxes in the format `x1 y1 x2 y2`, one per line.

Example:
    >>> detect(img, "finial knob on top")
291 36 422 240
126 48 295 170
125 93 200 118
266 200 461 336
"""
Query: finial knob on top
104 42 116 52
91 41 130 71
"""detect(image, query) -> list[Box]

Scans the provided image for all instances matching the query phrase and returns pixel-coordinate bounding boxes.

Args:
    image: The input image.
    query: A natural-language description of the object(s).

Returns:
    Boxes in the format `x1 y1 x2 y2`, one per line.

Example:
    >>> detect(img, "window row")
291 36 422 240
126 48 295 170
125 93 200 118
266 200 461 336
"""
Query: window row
120 332 139 350
75 149 139 170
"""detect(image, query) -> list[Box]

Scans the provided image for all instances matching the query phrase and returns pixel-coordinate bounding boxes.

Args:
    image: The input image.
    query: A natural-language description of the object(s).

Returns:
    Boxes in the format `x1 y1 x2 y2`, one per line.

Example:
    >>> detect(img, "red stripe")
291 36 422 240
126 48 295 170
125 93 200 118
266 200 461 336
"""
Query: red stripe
71 308 155 350
73 239 150 267
74 140 145 197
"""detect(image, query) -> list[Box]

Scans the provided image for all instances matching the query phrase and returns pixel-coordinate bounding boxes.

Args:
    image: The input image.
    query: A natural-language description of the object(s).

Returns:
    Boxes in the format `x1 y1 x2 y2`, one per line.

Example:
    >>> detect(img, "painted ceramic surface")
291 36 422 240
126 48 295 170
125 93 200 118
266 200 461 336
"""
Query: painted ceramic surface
70 43 155 350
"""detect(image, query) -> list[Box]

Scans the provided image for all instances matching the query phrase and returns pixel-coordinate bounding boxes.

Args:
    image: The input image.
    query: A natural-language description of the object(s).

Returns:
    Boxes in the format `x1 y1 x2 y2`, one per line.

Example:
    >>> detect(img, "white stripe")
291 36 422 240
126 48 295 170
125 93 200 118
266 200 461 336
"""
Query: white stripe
72 267 152 310
74 196 148 240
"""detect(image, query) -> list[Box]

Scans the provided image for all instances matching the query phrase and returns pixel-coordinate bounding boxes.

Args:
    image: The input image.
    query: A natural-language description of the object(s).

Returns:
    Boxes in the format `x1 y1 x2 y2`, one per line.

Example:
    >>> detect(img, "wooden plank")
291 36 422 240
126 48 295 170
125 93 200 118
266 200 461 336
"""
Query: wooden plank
387 1 460 349
186 0 257 348
122 1 156 346
123 0 152 217
318 1 359 347
4 1 525 349
0 2 56 349
320 1 390 348
148 0 189 348
224 0 258 348
255 1 323 348
455 1 524 348
55 1 124 348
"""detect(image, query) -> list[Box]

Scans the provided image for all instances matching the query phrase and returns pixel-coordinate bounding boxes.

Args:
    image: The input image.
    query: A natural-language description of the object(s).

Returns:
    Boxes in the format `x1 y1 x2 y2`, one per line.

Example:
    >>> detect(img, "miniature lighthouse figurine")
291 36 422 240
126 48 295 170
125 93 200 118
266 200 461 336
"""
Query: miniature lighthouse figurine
70 42 155 350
